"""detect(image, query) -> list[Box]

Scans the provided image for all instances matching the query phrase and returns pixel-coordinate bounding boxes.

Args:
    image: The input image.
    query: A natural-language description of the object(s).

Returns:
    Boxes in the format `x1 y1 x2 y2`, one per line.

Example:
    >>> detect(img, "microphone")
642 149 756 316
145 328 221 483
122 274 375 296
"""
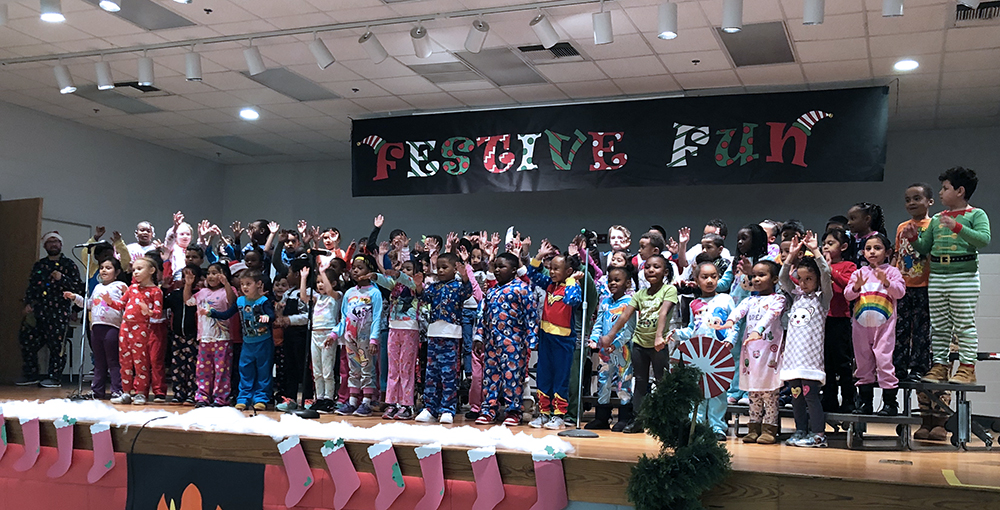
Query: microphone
307 248 332 256
74 242 104 248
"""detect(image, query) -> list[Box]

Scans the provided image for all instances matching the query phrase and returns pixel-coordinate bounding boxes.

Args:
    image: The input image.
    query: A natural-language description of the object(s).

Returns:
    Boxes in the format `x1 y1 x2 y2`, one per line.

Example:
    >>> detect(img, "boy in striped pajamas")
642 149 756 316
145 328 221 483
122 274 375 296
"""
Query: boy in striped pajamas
905 167 991 385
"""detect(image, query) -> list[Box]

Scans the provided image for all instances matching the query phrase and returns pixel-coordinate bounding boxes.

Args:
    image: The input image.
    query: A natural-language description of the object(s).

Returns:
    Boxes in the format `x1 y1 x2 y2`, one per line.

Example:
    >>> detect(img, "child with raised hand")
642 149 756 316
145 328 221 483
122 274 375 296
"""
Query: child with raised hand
298 266 342 413
847 202 887 266
185 262 235 407
164 264 202 405
329 254 384 417
667 261 736 441
844 233 905 415
907 167 991 385
527 240 583 430
712 260 786 444
600 253 678 434
820 227 857 413
414 252 473 424
586 265 637 431
474 253 539 426
373 257 422 420
63 258 129 400
779 232 833 447
164 211 195 285
111 256 163 405
204 270 275 411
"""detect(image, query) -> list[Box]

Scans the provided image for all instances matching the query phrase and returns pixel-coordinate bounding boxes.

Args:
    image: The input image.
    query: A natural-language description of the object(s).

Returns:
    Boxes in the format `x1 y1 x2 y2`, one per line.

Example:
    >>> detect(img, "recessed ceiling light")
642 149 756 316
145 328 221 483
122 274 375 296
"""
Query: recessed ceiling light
99 0 121 12
40 0 65 22
239 108 259 121
894 58 918 71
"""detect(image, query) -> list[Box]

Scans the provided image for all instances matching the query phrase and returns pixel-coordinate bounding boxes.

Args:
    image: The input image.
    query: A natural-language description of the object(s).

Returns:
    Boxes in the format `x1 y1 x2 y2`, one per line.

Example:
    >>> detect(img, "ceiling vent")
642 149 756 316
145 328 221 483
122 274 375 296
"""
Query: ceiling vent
406 62 486 84
955 1 1000 23
717 22 795 67
455 48 548 87
80 0 195 30
518 42 584 64
74 85 162 114
241 68 340 102
114 82 172 98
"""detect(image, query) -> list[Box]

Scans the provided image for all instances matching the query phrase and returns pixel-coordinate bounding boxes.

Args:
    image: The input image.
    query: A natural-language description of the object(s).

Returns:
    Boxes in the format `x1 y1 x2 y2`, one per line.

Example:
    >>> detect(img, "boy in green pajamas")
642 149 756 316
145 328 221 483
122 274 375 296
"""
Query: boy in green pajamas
904 167 991 384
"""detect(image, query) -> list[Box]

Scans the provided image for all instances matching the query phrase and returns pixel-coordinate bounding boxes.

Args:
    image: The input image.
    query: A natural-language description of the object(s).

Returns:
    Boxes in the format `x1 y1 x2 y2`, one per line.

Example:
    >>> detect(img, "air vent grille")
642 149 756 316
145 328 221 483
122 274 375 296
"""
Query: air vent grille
956 1 1000 22
517 42 584 64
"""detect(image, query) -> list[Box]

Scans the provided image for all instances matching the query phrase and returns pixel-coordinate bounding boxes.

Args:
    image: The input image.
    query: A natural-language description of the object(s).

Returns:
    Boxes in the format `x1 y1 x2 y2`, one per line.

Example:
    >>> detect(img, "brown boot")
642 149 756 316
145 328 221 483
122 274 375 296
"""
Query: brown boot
757 424 779 444
921 363 951 383
913 415 933 440
928 416 950 441
743 422 761 443
948 364 976 385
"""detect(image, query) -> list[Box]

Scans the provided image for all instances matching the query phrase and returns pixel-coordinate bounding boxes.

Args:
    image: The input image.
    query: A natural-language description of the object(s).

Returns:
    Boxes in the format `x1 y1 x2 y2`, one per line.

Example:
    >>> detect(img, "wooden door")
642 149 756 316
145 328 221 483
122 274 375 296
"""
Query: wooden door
0 198 43 384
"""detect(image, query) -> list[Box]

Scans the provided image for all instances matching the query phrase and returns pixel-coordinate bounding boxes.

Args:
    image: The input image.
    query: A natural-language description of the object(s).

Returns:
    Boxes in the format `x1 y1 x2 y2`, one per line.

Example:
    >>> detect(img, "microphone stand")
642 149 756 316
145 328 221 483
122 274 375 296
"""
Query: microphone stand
560 240 599 438
68 244 94 400
288 250 321 419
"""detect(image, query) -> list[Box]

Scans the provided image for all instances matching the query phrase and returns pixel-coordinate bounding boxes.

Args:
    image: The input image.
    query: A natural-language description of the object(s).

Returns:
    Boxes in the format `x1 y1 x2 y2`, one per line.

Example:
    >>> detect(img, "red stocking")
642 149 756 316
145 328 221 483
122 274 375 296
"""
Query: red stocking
368 441 405 510
13 417 40 472
277 436 314 508
469 446 504 510
88 423 115 483
322 439 360 510
414 443 444 510
529 448 568 510
48 415 77 478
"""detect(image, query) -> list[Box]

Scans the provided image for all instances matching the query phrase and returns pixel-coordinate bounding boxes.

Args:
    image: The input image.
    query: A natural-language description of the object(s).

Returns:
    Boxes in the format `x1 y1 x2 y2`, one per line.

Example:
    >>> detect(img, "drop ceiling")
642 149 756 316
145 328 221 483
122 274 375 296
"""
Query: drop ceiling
0 0 996 165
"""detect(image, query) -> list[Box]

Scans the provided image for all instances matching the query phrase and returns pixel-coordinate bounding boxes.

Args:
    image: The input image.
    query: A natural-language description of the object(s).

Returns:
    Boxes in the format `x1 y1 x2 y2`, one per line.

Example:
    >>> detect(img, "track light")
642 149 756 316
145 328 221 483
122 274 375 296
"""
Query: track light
185 50 202 81
53 64 76 94
464 18 489 53
244 42 266 76
411 25 432 59
803 0 824 25
658 3 678 39
172 0 193 3
309 36 335 69
883 0 903 17
722 0 742 33
99 0 121 12
593 1 613 45
529 13 559 49
359 30 388 64
40 0 65 23
0 5 7 27
96 60 115 90
137 55 154 87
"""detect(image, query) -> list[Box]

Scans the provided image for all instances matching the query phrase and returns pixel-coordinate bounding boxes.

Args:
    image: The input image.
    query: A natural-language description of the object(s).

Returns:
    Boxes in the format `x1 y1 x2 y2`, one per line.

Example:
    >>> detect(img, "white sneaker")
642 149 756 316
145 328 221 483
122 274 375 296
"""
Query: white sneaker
528 415 549 429
439 413 454 424
132 394 147 405
737 396 750 406
415 409 435 423
111 393 131 405
544 416 566 430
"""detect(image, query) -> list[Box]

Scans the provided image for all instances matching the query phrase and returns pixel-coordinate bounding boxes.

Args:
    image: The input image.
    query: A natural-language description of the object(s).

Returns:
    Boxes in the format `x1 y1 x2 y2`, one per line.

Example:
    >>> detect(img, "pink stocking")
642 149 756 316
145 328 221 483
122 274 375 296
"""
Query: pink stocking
322 439 360 510
414 443 444 510
13 417 40 472
88 423 115 483
469 446 504 510
48 415 77 478
368 441 405 510
277 436 314 508
529 448 568 510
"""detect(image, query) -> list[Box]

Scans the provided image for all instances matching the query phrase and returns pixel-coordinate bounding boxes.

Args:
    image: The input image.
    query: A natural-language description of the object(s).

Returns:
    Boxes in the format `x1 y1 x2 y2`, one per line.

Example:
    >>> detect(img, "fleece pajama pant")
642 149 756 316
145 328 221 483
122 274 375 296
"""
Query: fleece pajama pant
929 272 981 365
423 336 461 416
345 334 376 396
90 324 121 398
170 333 198 401
537 331 574 416
119 320 152 396
894 286 931 379
237 340 273 405
149 322 168 396
853 320 899 389
596 342 633 405
749 389 781 426
19 317 69 380
196 341 232 406
386 328 420 406
311 329 336 401
480 335 528 420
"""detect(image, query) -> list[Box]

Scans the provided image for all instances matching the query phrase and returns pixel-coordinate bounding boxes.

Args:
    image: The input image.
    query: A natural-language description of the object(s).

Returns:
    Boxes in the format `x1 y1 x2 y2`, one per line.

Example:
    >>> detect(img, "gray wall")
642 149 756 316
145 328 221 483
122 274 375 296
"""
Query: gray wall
0 101 225 239
222 127 998 254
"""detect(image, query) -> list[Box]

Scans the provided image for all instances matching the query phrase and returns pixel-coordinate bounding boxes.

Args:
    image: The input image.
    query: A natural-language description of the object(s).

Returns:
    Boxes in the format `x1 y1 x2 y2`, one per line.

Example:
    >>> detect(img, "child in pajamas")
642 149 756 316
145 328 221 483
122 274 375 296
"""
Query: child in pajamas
587 265 636 432
415 252 473 424
187 262 234 407
330 255 384 417
299 266 342 412
374 259 422 420
474 253 538 426
112 256 163 405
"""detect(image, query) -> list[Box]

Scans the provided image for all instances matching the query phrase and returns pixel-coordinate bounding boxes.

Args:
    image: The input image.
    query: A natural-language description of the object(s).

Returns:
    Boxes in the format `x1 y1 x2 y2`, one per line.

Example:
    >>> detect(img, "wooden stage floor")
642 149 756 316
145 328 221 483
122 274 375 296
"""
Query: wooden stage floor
2 385 999 508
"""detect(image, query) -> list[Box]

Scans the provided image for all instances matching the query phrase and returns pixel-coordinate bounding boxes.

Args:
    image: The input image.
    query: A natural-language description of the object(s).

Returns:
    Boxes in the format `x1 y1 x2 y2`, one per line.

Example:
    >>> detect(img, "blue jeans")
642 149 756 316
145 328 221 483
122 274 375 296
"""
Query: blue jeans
461 308 478 377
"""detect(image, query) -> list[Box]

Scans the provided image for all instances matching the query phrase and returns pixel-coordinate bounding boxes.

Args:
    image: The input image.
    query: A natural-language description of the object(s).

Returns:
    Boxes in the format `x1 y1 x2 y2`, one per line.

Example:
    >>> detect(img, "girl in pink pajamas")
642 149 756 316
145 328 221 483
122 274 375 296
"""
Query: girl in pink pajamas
844 233 906 416
111 257 162 405
374 259 423 420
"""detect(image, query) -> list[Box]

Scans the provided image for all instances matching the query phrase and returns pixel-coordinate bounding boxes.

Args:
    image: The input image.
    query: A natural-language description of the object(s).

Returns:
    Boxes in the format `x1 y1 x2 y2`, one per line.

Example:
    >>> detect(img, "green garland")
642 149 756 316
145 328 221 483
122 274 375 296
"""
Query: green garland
626 364 732 510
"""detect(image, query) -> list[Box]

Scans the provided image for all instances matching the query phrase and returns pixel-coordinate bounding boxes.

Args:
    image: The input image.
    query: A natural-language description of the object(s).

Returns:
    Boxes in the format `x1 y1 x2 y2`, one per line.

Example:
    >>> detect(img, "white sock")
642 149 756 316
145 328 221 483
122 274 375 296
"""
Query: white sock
350 396 358 406
362 397 371 404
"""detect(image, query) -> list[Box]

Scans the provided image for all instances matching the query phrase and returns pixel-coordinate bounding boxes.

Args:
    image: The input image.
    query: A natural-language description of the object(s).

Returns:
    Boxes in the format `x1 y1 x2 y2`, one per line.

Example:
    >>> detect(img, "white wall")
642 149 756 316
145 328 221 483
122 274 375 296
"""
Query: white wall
0 101 225 239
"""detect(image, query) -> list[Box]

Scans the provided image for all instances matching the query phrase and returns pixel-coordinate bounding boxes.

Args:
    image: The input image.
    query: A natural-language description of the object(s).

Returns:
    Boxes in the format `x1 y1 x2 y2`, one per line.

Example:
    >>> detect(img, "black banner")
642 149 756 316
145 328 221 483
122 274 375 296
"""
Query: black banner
351 86 887 197
126 453 264 510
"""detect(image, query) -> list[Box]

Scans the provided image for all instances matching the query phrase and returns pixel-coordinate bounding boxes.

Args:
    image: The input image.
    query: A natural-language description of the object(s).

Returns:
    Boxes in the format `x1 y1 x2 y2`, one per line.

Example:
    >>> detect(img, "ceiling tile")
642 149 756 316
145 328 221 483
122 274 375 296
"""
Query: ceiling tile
938 86 1000 105
308 98 372 116
177 108 241 124
595 55 667 78
340 58 416 79
501 83 570 102
612 75 682 95
802 59 871 82
371 75 441 95
945 25 1000 52
648 27 722 53
673 69 741 90
625 2 709 35
872 53 942 77
553 9 638 42
186 90 249 108
535 61 607 83
779 0 865 17
260 102 329 118
573 34 654 60
736 64 805 85
866 5 950 36
868 32 945 59
229 87 302 105
322 80 391 98
941 69 1000 89
660 49 732 73
701 0 786 25
942 48 1000 73
351 95 414 112
787 13 867 41
888 118 935 131
448 88 516 106
557 79 624 99
794 38 868 62
397 92 463 109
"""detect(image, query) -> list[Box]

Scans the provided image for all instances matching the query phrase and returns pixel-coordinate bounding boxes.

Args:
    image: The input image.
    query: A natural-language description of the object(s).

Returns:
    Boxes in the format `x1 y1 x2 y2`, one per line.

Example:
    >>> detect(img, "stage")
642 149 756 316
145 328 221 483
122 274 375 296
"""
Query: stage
0 386 998 510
